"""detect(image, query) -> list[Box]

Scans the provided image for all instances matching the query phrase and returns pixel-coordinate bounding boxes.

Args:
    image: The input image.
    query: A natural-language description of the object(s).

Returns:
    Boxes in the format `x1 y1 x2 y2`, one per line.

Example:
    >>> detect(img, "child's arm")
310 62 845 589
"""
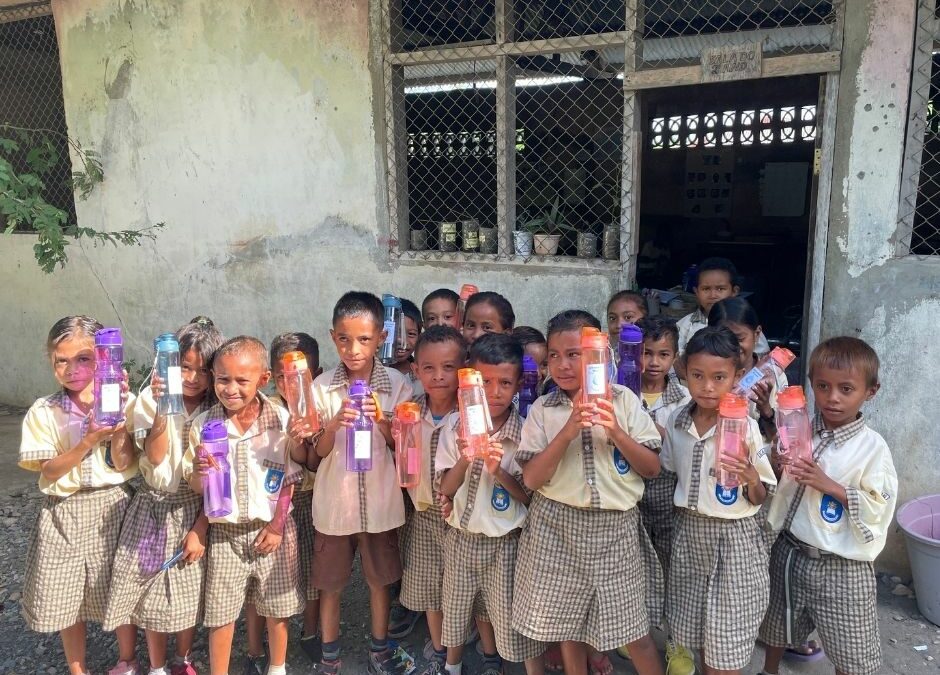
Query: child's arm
522 403 586 492
439 455 471 499
720 452 768 505
254 482 294 554
109 423 136 472
40 423 119 482
593 398 661 478
484 443 531 506
142 376 172 468
181 511 209 563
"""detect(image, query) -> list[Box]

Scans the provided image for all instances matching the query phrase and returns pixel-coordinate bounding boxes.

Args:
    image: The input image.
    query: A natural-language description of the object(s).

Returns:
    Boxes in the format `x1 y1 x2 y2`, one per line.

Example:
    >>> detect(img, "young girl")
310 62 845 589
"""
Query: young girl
462 291 514 345
512 326 548 390
606 290 648 350
514 310 665 675
104 318 224 675
20 316 139 675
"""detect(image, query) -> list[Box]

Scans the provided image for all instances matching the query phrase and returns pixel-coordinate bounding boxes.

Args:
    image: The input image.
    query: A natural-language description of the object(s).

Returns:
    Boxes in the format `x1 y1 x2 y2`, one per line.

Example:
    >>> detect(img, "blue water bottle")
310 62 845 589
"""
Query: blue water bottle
154 333 185 416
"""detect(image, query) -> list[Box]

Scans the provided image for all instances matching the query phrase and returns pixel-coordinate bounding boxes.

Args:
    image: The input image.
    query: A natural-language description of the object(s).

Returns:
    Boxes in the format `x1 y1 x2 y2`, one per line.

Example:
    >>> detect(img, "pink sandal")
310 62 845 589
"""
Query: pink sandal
588 652 614 675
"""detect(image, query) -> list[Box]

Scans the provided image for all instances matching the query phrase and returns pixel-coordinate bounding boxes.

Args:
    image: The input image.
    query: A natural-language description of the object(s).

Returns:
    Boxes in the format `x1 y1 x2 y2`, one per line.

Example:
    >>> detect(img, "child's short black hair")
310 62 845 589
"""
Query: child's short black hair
695 257 739 288
546 310 602 338
468 333 524 377
684 325 741 364
215 336 269 369
809 336 880 388
332 291 383 328
512 325 546 347
177 319 225 370
413 325 467 361
400 298 423 331
464 291 515 331
637 316 679 353
270 332 319 371
707 297 760 331
422 288 460 317
607 290 649 315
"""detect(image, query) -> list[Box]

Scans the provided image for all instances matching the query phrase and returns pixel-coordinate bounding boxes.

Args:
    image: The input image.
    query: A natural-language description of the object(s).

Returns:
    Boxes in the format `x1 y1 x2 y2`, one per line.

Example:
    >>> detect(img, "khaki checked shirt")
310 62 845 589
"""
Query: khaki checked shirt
268 393 316 493
663 402 776 519
186 393 303 524
642 375 691 427
516 385 661 511
407 395 456 511
767 414 897 562
436 409 528 537
19 391 138 497
676 309 708 356
311 362 412 535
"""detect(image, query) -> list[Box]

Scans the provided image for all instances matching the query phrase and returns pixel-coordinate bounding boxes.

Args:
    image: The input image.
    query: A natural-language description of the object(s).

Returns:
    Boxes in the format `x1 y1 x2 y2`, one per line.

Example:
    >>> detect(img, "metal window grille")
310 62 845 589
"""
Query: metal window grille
0 3 76 231
650 103 816 149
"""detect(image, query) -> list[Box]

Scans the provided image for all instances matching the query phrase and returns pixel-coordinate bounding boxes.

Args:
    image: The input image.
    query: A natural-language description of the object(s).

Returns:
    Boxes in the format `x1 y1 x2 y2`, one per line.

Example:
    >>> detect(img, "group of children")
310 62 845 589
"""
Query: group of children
18 257 898 675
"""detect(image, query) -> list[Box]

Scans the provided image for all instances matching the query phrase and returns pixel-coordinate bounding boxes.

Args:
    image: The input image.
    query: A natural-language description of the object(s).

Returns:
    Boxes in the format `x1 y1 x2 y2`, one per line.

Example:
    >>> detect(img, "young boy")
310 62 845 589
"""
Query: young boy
311 291 414 674
187 336 306 675
397 326 466 670
422 289 461 330
393 298 424 396
512 326 548 390
759 337 897 675
676 257 740 357
434 333 544 675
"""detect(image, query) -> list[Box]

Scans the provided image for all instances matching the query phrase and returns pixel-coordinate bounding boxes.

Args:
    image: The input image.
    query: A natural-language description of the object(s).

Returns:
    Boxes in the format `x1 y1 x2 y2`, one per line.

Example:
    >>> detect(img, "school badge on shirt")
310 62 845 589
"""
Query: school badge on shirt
264 468 285 494
491 485 510 512
612 447 631 475
819 494 844 523
715 484 738 506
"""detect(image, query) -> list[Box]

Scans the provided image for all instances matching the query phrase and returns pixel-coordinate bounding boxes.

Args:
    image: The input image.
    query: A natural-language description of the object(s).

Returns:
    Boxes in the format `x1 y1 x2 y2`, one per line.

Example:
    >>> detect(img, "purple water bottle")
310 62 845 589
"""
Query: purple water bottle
94 327 124 426
346 379 373 472
519 355 539 418
200 420 232 518
616 323 643 397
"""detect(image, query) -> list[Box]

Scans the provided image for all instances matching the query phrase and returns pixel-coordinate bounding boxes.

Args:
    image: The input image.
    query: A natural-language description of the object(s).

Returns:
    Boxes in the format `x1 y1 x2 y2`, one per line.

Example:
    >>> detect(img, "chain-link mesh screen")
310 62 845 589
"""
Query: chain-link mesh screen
513 1 625 41
0 4 76 231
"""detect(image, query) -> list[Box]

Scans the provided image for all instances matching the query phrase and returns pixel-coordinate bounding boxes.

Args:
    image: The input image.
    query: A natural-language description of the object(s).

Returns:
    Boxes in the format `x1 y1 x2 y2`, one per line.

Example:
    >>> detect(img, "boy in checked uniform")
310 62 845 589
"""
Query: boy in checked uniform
514 310 665 675
433 334 545 675
759 337 898 675
661 327 777 675
187 336 305 675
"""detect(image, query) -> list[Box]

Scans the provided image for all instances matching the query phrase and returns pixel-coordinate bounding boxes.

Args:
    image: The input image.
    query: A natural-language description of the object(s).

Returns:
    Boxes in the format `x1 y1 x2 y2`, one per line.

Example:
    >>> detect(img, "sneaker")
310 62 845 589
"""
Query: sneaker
389 606 422 639
665 640 696 675
422 638 446 664
169 662 198 675
418 662 447 675
108 661 141 675
301 633 323 664
369 648 408 675
242 653 267 675
312 658 342 674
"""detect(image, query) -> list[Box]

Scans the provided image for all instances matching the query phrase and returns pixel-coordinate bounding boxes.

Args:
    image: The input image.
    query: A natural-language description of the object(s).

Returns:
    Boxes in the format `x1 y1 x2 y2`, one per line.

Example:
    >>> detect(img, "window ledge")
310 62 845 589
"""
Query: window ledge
391 248 622 272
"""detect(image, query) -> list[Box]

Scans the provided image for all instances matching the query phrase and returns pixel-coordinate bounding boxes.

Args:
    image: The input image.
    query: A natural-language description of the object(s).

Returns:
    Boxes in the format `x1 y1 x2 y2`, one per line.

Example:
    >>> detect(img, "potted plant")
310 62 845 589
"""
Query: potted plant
521 198 578 256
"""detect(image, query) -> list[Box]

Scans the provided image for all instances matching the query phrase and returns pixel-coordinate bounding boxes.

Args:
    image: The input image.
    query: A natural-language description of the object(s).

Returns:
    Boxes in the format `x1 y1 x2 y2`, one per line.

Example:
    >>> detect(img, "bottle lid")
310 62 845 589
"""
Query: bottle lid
154 333 179 352
522 354 538 372
280 350 308 372
201 419 228 443
95 327 123 346
395 401 421 423
382 293 402 309
769 346 797 369
619 323 643 344
349 379 372 397
777 385 807 409
718 392 749 418
459 284 479 300
458 368 483 388
580 326 608 350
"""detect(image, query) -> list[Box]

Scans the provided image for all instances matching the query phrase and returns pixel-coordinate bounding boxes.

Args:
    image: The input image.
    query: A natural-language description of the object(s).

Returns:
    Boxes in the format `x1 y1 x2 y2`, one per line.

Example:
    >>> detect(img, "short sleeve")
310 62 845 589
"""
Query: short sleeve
130 386 159 450
516 399 549 466
434 415 461 475
18 402 59 471
183 411 208 480
748 417 777 487
660 422 677 473
846 440 898 545
616 387 662 452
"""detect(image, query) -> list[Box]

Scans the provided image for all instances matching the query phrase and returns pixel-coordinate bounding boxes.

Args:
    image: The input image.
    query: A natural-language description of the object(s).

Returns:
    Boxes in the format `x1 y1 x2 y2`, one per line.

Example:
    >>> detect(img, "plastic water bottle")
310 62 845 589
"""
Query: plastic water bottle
457 283 479 328
280 351 320 432
580 327 610 407
733 346 796 397
715 393 749 488
775 385 813 471
346 379 373 472
616 323 643 397
154 333 185 416
200 419 232 518
94 327 124 426
380 294 406 366
392 402 422 488
519 355 539 418
457 368 492 460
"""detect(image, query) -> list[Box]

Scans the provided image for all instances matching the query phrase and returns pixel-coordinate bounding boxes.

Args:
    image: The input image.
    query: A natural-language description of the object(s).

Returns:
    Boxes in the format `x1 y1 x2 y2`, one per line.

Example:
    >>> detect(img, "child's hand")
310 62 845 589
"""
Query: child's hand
150 373 166 401
181 527 206 563
439 494 453 519
788 457 837 494
254 524 282 554
360 396 379 421
591 398 623 439
84 418 121 446
120 369 130 407
719 452 760 486
484 440 504 475
287 417 317 444
561 397 589 438
752 380 774 419
456 436 471 460
195 444 221 475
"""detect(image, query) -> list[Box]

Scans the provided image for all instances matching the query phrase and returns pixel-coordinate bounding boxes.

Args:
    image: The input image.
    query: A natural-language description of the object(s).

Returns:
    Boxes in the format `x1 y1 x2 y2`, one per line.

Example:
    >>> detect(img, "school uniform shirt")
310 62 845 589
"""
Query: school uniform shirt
767 414 898 562
663 402 776 519
311 362 412 536
186 393 303 524
19 391 138 497
516 385 661 511
268 393 316 492
408 395 455 511
436 408 527 537
677 308 770 356
407 371 425 399
641 375 691 427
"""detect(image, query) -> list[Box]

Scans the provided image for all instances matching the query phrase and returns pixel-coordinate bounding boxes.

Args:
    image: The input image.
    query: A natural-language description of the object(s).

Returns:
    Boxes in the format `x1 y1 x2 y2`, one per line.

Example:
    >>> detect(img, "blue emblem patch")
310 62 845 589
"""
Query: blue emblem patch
264 468 285 494
612 448 631 475
715 484 739 506
820 494 844 523
491 485 510 512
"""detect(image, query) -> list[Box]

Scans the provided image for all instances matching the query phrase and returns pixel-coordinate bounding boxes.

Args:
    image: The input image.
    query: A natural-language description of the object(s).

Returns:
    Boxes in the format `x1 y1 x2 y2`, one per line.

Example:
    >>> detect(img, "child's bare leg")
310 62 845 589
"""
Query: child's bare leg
446 645 465 667
368 583 391 639
560 641 588 675
115 623 138 663
426 609 444 651
208 622 236 675
265 616 290 667
476 618 498 655
762 645 785 673
60 622 87 675
524 655 546 675
245 603 265 657
320 589 342 643
144 630 168 668
703 667 739 675
304 598 320 636
174 626 195 661
626 634 665 675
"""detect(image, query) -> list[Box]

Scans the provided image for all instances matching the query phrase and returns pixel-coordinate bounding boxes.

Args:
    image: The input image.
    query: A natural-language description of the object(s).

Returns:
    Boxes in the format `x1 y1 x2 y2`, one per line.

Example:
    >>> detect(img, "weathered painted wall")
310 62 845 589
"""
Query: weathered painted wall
0 0 615 404
825 0 940 573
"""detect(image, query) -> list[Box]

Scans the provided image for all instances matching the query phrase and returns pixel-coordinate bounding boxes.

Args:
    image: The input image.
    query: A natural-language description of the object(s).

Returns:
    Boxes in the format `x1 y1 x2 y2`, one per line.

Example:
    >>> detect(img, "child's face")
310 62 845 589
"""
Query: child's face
811 365 878 429
722 321 760 367
423 299 460 330
475 361 521 422
396 316 421 364
50 336 95 393
523 341 548 384
272 355 322 400
546 330 583 394
331 315 383 374
181 349 211 401
694 270 737 315
607 298 645 343
641 336 677 384
685 352 739 411
415 340 463 402
463 301 509 345
213 352 270 414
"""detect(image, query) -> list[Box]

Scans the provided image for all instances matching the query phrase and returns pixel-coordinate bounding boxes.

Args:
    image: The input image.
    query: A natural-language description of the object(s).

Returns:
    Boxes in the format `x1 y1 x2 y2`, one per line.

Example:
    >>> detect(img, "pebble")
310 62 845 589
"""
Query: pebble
891 575 903 583
893 584 913 596
927 655 935 662
895 615 906 621
890 638 898 644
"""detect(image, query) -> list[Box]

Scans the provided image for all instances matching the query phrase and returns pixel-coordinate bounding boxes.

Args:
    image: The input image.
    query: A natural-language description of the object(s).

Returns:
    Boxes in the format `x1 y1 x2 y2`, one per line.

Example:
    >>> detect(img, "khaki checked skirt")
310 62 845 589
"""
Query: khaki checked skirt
638 469 678 575
103 482 204 633
22 484 134 633
400 503 447 612
512 494 664 652
291 488 318 601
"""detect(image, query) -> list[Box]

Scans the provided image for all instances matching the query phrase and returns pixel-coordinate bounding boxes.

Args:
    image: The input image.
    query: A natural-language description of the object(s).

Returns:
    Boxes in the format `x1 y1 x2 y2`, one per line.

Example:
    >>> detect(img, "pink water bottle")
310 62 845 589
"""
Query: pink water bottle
715 393 749 488
775 386 813 471
733 346 796 397
281 351 320 433
458 368 492 460
580 327 610 407
346 379 373 472
392 402 422 488
457 284 479 328
200 420 232 518
94 327 124 426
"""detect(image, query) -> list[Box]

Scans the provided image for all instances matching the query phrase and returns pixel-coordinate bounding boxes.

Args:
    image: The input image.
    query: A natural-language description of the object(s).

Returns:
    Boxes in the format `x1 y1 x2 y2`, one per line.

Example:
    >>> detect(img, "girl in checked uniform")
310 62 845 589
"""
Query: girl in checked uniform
104 318 223 675
19 316 139 675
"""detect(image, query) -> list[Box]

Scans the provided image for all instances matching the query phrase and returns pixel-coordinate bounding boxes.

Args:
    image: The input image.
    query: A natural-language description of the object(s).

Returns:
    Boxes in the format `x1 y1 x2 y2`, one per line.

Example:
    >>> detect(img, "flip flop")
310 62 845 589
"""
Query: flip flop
588 652 614 675
783 640 825 662
544 645 564 672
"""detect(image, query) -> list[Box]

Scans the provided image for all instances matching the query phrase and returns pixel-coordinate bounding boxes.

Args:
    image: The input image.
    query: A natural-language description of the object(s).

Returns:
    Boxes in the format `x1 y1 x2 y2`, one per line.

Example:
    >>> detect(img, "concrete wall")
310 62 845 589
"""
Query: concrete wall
0 0 615 404
824 0 940 573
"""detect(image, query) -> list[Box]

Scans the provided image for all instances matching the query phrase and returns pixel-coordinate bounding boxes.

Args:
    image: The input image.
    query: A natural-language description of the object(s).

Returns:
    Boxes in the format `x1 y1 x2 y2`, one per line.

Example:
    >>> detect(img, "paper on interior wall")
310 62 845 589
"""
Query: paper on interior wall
760 162 809 217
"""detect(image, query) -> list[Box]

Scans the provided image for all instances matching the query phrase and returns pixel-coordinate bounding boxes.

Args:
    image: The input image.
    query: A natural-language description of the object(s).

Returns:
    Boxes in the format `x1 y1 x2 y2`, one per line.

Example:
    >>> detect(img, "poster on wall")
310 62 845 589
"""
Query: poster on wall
684 149 734 218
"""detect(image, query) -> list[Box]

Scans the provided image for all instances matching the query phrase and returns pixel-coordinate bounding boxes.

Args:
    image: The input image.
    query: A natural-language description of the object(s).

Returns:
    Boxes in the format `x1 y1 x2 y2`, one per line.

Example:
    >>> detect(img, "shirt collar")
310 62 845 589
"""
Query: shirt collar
691 307 708 325
812 412 866 447
328 360 392 395
661 375 687 406
491 408 523 445
543 387 572 408
45 390 74 413
673 401 697 431
413 393 455 425
203 392 283 436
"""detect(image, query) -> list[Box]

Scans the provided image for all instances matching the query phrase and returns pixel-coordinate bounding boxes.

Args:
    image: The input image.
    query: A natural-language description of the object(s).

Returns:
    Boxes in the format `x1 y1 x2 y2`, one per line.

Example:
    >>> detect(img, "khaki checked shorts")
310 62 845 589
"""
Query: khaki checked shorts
400 504 447 612
291 489 319 602
639 469 678 575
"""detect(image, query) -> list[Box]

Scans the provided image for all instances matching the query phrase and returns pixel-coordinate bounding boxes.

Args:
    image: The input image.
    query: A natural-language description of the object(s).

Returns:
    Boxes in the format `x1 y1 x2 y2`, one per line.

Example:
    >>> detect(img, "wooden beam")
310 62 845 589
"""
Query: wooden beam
495 55 517 256
388 32 627 65
504 32 628 56
0 0 50 23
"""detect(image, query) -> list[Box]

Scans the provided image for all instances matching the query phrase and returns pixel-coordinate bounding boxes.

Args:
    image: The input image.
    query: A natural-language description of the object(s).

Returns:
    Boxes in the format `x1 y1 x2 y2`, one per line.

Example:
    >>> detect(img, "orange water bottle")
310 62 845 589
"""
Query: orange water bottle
393 402 422 488
280 351 320 433
580 327 610 407
457 284 479 328
775 386 813 471
715 393 749 488
457 368 492 459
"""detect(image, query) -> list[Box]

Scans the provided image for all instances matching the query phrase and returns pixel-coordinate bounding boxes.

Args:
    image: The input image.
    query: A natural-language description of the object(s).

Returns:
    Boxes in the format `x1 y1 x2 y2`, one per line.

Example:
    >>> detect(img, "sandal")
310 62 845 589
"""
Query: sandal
543 645 564 672
588 652 614 675
783 640 825 662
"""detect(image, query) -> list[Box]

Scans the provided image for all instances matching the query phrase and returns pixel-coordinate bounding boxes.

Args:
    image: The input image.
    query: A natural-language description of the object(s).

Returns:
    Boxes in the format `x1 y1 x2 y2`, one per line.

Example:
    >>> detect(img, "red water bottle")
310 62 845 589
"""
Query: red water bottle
715 393 749 488
457 368 492 460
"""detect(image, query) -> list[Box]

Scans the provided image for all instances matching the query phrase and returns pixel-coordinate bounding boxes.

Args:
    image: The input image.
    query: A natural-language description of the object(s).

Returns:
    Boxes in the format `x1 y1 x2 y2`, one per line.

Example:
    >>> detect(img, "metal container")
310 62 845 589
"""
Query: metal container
461 218 480 252
577 232 598 258
602 222 620 260
439 221 458 252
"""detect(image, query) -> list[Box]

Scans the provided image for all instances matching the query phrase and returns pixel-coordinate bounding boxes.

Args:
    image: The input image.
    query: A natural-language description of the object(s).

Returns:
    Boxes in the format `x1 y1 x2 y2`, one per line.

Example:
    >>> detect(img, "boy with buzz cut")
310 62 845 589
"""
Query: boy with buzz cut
676 257 741 357
422 288 461 330
312 291 414 675
187 336 306 675
759 337 898 675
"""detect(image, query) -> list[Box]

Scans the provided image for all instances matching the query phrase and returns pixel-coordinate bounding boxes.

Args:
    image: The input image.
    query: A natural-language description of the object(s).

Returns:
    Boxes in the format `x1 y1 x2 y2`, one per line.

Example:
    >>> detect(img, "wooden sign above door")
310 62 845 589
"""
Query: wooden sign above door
701 42 763 83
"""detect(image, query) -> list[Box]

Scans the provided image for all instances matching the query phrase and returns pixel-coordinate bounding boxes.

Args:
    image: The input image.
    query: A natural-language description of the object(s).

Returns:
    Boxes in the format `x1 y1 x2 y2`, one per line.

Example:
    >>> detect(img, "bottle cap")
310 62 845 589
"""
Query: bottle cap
395 401 421 424
776 385 807 410
718 393 749 418
459 284 479 300
201 419 228 443
769 346 797 369
580 326 608 350
619 323 643 344
382 294 402 309
280 351 308 372
154 333 179 352
522 354 538 372
349 379 372 397
95 327 123 346
458 368 483 388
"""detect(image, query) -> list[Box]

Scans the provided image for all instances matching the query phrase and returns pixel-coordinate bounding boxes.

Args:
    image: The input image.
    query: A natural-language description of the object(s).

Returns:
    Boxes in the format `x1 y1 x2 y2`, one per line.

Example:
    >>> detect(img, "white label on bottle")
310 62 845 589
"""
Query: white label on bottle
383 320 396 344
737 367 764 393
585 363 607 395
100 383 120 413
354 430 372 459
464 404 487 435
166 366 183 396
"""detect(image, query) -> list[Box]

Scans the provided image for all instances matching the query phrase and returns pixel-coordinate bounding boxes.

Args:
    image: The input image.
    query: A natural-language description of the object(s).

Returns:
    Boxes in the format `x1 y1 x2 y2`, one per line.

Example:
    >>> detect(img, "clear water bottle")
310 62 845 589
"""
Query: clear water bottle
280 351 320 432
733 346 796 397
519 355 539 418
154 333 185 416
457 368 492 460
94 327 124 426
616 323 643 397
200 419 232 518
580 327 610 407
715 393 749 488
346 379 373 472
392 401 422 488
380 294 406 366
775 385 813 471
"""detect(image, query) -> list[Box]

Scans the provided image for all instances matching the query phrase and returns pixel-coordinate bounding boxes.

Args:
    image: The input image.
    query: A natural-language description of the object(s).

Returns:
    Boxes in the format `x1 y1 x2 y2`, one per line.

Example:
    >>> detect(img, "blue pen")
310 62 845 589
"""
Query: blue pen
160 549 185 572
